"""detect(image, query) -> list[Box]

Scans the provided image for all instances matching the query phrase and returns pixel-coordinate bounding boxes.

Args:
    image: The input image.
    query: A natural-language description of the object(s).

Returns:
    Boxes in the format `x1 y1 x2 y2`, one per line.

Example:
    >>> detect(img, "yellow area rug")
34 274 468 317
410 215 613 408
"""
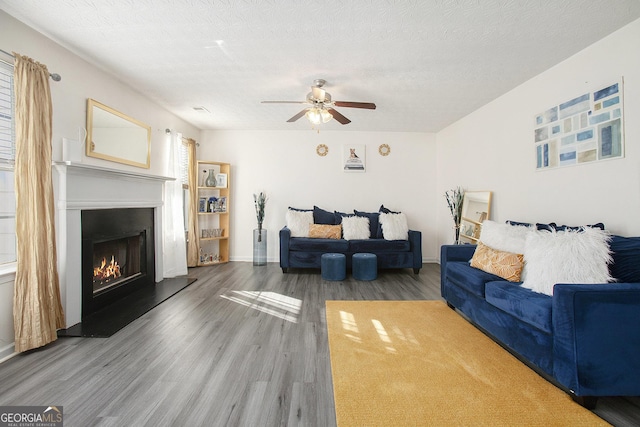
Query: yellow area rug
326 300 608 426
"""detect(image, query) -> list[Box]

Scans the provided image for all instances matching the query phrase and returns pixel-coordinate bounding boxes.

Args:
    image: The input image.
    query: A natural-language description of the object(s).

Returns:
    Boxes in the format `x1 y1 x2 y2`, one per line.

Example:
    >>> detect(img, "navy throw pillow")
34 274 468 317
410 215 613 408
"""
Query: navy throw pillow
314 205 337 225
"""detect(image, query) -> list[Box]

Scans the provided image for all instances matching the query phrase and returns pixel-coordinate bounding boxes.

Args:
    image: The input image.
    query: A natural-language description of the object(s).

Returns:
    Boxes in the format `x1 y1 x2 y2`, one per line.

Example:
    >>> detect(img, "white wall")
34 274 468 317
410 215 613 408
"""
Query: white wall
0 10 201 359
436 18 640 254
197 130 438 263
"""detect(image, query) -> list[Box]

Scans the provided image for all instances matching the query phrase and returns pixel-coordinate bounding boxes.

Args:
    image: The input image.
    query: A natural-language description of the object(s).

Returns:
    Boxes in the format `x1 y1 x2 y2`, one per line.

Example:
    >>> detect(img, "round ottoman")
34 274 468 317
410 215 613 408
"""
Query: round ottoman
352 253 377 281
321 253 346 281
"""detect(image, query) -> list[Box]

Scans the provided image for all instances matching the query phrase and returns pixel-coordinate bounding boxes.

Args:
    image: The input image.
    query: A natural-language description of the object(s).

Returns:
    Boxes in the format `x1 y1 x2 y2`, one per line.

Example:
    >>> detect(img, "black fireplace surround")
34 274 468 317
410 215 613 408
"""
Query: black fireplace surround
82 208 155 318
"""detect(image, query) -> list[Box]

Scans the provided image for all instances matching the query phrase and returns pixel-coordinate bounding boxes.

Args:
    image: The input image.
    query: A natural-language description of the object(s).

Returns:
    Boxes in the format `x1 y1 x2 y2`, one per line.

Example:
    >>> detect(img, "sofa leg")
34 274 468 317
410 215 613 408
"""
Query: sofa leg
413 268 420 274
446 301 455 310
571 395 598 409
282 268 288 273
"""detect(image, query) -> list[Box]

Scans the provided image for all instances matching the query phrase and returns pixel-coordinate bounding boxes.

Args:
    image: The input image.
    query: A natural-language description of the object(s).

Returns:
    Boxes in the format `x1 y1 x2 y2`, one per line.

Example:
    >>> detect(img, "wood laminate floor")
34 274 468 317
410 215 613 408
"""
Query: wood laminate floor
0 262 638 426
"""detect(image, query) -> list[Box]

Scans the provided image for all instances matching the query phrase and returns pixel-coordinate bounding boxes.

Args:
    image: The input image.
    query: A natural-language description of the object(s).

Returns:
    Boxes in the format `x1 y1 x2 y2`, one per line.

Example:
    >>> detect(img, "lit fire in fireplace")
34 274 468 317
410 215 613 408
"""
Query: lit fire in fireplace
94 255 122 281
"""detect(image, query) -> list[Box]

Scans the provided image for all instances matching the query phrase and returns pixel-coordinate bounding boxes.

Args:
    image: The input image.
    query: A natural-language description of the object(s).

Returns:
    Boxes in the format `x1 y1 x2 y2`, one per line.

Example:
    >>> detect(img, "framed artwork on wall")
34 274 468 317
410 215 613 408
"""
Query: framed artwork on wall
534 79 624 171
343 144 365 172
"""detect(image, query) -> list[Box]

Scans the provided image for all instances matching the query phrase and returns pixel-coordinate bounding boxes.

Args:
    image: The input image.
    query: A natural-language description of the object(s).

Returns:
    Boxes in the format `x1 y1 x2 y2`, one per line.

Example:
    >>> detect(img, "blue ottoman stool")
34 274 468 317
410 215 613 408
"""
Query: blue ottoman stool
352 253 377 281
321 253 346 281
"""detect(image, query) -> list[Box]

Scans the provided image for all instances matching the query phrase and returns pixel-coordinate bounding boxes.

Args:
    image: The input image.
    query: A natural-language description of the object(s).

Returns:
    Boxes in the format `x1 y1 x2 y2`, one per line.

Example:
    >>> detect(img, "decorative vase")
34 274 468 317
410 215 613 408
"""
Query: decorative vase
454 224 461 245
205 169 217 187
253 228 267 266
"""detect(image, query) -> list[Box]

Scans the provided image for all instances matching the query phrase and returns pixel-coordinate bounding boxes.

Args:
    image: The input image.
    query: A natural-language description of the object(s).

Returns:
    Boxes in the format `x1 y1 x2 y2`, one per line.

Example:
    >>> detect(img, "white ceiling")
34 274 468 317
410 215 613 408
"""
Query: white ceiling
2 1 640 133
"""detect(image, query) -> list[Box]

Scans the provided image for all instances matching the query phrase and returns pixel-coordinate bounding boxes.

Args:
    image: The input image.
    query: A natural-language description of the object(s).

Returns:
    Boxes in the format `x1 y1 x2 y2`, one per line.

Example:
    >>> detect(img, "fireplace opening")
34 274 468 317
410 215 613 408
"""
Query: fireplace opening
92 233 144 295
82 208 155 319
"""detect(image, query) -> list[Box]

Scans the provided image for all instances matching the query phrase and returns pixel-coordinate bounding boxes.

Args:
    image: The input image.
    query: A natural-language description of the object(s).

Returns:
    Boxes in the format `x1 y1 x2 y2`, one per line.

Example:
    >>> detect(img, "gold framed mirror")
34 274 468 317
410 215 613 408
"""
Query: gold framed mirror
460 191 492 243
86 98 151 168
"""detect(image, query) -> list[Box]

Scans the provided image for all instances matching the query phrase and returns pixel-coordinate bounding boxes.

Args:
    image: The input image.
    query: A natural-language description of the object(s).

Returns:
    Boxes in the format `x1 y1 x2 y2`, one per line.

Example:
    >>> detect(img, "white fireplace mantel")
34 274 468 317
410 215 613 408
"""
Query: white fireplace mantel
53 161 174 327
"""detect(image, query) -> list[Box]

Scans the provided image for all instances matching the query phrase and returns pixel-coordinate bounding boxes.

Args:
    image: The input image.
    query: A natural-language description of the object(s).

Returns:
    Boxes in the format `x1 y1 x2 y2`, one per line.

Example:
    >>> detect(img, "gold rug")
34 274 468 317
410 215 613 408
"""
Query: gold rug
326 300 608 426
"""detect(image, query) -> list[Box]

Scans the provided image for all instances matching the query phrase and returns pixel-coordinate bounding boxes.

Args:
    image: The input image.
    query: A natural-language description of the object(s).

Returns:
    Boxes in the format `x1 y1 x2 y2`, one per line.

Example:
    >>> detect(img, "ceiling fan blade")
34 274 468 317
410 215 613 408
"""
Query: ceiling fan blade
261 101 307 104
327 108 351 125
287 109 309 123
334 101 377 110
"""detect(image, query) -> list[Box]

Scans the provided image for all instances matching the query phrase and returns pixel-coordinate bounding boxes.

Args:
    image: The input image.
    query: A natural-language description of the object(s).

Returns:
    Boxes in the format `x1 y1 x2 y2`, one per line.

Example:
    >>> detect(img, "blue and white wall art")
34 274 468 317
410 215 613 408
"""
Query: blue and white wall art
534 79 624 170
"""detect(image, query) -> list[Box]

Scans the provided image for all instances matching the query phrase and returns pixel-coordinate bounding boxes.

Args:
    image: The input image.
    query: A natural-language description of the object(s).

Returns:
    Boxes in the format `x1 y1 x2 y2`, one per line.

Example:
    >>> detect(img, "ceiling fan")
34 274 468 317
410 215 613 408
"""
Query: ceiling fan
261 79 376 125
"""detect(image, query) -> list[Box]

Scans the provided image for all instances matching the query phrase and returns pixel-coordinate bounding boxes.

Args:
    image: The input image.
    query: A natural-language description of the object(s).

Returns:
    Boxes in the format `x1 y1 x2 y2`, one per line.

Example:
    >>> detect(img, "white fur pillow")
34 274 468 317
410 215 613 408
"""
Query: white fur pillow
479 220 532 254
379 212 409 240
342 216 370 240
521 227 613 296
286 209 313 237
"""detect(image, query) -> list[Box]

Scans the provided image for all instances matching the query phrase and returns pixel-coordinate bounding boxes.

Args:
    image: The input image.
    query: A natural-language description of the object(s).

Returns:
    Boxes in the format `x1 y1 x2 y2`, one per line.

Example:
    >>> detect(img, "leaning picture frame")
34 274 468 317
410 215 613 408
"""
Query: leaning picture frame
216 173 227 188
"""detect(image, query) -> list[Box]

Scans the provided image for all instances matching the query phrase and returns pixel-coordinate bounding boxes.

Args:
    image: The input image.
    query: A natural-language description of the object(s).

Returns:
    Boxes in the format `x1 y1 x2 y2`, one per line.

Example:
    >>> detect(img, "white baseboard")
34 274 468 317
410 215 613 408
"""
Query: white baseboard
0 343 16 364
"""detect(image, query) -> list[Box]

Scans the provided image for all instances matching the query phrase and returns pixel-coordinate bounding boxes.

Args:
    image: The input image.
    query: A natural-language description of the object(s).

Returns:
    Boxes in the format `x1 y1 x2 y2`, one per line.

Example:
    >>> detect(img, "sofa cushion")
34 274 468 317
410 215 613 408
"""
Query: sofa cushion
286 209 313 237
480 220 531 254
446 261 502 298
289 237 349 252
313 205 337 225
308 224 341 239
379 212 409 240
470 242 524 282
609 235 640 283
354 210 379 238
521 227 613 296
349 239 410 253
485 281 553 333
334 211 353 225
377 205 400 237
342 216 370 240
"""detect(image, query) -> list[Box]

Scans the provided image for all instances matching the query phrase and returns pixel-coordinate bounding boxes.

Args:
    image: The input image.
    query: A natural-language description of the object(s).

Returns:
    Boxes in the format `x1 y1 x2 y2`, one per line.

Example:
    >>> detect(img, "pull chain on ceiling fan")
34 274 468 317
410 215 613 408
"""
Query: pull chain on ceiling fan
261 79 376 126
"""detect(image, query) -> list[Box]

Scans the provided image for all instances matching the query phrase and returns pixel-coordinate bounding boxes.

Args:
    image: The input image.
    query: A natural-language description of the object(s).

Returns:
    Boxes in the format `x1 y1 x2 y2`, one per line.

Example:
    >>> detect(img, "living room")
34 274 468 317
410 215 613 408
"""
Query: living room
1 2 640 425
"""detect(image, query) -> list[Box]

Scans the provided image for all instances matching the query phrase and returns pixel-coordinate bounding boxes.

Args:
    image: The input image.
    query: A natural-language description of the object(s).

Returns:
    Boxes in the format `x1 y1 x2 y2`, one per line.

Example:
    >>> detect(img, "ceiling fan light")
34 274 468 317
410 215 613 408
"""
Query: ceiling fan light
320 109 333 123
306 108 321 125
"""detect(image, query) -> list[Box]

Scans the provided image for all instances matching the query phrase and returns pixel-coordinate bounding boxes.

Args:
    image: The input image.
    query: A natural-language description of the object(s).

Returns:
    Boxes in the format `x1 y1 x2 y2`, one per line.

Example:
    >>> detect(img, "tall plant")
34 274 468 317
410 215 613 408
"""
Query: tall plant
253 191 267 242
445 186 465 243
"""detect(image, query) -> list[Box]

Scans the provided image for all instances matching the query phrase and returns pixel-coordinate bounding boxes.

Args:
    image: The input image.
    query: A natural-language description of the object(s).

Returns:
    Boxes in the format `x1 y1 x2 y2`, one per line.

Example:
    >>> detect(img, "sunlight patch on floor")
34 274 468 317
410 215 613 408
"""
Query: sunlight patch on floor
220 291 301 323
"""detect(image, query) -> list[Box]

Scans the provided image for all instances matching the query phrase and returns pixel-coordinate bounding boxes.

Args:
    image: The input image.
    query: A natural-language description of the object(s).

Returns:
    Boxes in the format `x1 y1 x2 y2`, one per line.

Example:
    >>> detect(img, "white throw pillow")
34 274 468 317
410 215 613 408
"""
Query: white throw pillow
521 227 613 296
379 212 409 240
479 220 532 254
342 216 370 240
285 209 313 237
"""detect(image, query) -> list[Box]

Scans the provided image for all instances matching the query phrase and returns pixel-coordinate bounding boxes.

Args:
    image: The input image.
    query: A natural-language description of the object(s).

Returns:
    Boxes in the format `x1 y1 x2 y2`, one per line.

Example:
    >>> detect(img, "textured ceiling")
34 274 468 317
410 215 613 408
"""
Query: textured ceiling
2 1 640 132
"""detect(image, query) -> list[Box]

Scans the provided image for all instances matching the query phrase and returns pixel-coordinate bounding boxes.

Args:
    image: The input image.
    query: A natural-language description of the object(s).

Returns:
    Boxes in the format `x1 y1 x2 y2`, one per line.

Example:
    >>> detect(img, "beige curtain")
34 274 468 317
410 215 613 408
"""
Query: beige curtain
184 138 199 267
13 53 65 352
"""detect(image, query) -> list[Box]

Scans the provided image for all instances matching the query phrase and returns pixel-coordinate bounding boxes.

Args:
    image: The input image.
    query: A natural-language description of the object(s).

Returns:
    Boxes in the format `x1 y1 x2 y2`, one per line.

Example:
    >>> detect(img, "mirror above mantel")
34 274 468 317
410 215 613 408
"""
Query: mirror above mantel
460 191 492 244
86 98 151 169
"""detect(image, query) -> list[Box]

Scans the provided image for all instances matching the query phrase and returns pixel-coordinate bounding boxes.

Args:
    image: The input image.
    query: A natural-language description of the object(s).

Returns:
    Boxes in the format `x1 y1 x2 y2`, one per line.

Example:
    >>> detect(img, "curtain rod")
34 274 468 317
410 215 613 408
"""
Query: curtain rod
0 48 61 81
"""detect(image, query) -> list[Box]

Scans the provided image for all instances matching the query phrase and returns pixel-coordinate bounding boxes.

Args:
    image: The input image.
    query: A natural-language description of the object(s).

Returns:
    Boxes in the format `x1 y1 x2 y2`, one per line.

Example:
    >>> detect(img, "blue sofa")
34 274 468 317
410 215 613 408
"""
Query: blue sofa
279 226 422 273
440 235 640 408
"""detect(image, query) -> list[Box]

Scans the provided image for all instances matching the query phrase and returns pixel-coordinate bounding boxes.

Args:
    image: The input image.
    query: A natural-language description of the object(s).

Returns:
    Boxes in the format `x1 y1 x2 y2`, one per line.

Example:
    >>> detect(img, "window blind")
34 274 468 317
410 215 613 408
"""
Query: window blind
0 60 16 265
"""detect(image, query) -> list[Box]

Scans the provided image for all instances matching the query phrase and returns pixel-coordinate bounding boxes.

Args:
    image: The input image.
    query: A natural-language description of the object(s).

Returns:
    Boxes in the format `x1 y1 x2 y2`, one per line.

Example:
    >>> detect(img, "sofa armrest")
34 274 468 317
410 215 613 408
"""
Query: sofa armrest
552 283 640 396
279 226 291 271
440 244 477 296
408 230 422 273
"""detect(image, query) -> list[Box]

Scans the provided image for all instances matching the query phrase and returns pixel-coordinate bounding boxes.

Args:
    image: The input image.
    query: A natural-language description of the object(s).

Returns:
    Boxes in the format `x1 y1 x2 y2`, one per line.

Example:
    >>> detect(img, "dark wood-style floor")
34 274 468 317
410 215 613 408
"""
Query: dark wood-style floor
0 263 638 426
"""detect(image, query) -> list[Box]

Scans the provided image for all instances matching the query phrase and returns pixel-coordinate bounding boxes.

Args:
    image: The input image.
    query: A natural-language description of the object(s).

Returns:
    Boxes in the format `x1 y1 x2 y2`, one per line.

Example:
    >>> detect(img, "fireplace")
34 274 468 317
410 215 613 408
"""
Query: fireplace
82 208 155 318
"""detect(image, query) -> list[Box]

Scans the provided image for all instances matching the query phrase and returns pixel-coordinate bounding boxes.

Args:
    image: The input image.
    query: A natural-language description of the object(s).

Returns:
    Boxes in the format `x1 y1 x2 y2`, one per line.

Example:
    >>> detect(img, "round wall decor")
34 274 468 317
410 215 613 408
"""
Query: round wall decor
316 144 329 156
378 144 391 156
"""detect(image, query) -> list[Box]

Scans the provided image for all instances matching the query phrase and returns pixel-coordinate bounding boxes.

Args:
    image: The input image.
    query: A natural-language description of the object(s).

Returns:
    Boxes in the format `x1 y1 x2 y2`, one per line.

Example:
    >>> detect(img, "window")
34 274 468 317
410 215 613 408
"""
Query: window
0 60 16 266
179 138 190 188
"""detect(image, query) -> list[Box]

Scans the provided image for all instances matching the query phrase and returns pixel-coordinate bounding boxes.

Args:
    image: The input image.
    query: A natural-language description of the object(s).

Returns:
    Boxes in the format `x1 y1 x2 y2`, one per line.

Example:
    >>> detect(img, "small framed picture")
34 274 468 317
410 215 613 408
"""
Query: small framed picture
216 173 227 188
343 144 366 172
198 197 206 213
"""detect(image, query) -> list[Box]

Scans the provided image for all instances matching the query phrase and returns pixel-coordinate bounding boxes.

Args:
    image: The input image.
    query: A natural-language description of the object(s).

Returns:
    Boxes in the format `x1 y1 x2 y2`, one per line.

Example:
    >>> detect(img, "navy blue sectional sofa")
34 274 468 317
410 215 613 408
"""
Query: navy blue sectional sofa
279 227 422 274
440 235 640 408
